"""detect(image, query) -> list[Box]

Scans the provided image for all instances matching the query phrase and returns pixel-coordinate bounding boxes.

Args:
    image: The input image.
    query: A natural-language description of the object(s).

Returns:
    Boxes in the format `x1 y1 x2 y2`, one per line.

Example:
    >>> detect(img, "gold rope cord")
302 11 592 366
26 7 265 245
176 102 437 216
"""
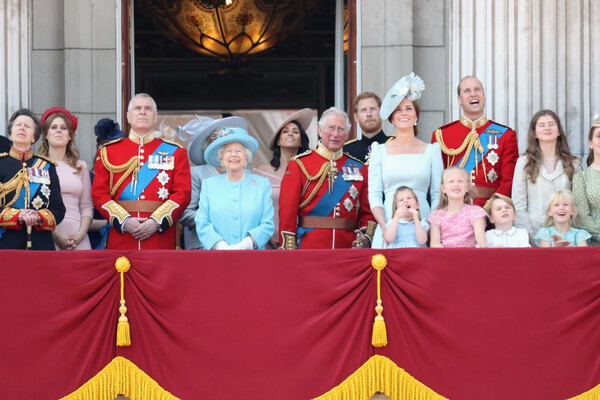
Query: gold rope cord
100 147 139 196
295 159 331 209
434 129 488 181
0 167 30 208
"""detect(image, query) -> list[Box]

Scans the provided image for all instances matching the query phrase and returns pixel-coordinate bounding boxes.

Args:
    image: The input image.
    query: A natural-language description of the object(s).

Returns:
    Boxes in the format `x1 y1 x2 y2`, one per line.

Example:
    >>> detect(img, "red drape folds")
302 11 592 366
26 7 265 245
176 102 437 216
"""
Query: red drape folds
1 248 600 399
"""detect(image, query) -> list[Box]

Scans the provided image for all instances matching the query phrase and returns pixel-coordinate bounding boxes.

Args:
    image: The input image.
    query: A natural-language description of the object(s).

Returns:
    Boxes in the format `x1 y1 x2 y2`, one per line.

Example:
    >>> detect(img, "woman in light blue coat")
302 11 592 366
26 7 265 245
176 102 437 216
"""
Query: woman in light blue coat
195 125 274 250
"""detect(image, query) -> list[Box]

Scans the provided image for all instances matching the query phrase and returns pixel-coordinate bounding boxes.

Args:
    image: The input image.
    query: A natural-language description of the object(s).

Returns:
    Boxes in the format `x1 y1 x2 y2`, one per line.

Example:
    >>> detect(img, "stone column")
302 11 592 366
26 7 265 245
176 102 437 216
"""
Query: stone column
1 0 30 135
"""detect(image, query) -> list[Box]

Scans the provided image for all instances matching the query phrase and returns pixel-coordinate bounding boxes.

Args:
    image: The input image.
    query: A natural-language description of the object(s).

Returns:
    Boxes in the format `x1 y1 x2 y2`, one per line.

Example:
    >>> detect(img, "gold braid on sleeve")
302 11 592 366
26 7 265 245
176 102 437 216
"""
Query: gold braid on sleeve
100 147 140 196
295 159 331 209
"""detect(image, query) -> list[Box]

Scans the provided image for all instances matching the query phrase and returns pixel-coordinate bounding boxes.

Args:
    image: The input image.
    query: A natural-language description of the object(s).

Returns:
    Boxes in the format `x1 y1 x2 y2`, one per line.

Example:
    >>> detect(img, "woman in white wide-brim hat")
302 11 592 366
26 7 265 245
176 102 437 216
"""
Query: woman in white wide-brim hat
255 108 314 248
368 72 443 248
194 123 274 250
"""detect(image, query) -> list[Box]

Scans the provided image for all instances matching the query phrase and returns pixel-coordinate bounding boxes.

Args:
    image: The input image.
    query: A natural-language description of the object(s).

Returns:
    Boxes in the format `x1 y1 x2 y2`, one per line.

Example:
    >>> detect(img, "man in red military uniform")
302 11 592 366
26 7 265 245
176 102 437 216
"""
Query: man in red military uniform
279 107 375 249
431 76 519 207
92 93 191 249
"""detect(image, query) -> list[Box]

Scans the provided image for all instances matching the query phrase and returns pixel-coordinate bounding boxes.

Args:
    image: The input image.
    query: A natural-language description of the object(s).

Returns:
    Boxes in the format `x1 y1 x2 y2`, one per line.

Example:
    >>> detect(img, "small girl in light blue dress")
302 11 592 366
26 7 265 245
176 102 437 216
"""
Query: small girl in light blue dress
383 186 429 248
535 189 590 247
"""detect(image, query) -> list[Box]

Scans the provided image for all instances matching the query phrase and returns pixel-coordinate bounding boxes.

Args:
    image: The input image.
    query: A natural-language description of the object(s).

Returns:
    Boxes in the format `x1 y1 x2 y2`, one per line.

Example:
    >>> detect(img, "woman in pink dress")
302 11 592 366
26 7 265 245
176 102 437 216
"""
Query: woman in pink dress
39 107 93 250
254 109 313 248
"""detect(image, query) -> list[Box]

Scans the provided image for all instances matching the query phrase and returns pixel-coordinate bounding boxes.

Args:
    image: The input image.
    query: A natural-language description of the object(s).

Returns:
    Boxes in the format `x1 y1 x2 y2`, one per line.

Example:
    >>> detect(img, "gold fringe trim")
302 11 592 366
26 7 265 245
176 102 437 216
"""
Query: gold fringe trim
313 355 448 400
59 356 179 400
568 384 600 399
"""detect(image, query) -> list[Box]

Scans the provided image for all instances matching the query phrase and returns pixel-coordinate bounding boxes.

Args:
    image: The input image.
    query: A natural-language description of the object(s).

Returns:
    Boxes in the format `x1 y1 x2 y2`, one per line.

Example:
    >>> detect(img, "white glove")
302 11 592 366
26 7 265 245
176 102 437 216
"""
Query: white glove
228 236 254 250
213 240 229 250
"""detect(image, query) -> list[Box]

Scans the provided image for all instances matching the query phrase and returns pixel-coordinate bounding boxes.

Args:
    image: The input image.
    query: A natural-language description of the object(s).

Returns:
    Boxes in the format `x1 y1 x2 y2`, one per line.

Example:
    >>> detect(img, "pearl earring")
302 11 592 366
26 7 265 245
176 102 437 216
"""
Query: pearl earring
414 120 418 126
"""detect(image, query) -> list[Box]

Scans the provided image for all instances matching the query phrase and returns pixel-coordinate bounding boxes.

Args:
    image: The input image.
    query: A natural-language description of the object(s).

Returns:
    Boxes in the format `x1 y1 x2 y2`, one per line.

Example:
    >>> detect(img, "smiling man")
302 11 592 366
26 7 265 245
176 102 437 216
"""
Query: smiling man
431 76 518 207
279 107 375 249
92 93 191 249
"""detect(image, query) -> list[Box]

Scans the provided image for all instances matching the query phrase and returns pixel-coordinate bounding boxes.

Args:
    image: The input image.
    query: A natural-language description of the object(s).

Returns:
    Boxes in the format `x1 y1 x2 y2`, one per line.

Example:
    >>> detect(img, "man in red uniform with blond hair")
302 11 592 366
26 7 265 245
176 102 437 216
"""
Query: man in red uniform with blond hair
92 93 191 249
431 76 518 207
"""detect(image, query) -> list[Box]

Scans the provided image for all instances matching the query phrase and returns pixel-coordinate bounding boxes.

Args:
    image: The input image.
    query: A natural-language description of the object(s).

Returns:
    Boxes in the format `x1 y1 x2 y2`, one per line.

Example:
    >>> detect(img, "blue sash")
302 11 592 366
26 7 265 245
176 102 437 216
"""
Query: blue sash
0 159 50 239
297 157 358 242
119 142 177 200
458 123 508 172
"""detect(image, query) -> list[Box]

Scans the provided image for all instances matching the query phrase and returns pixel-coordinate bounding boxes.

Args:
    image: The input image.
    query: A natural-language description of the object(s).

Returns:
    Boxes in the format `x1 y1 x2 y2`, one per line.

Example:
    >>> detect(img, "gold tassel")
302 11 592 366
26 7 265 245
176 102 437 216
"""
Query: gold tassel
115 257 131 346
371 254 388 347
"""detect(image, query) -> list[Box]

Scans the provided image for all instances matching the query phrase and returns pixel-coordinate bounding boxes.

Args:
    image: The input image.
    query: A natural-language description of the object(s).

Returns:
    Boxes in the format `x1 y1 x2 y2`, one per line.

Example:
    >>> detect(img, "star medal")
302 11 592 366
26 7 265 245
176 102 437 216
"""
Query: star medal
487 168 498 183
486 150 499 166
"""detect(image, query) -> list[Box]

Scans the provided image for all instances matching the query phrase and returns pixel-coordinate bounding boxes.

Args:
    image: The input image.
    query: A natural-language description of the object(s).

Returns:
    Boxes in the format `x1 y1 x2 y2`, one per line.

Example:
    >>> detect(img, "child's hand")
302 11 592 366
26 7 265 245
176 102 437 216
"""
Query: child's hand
408 207 420 222
395 205 413 221
551 234 571 247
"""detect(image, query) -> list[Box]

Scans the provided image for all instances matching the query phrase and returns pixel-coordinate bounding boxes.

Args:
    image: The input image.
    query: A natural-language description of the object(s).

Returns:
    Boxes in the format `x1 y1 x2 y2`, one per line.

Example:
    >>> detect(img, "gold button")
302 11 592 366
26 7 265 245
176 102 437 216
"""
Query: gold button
139 162 144 167
140 149 145 153
335 213 341 217
139 155 144 159
140 195 146 200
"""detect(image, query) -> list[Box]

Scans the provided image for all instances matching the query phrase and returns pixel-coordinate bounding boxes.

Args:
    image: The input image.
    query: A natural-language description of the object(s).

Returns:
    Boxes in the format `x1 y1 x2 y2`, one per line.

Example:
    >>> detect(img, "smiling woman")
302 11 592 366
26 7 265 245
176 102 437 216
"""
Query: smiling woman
195 120 274 250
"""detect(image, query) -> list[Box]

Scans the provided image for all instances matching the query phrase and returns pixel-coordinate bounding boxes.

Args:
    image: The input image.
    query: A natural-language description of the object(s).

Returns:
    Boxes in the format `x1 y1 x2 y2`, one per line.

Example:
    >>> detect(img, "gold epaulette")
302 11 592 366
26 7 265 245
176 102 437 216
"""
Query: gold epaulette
99 137 125 148
0 152 8 158
344 138 358 145
161 139 183 148
33 154 58 166
385 135 396 142
291 149 312 161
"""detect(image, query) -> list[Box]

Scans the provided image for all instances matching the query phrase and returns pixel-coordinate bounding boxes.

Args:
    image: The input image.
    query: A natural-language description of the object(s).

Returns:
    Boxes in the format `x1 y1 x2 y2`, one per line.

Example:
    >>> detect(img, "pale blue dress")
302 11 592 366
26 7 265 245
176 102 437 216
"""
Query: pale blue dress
385 218 429 248
534 226 591 247
368 142 443 248
195 172 274 249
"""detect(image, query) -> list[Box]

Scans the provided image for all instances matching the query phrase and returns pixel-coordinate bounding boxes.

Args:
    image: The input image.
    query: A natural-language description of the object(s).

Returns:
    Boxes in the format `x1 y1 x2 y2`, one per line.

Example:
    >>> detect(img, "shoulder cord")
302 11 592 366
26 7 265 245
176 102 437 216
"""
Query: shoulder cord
295 159 331 209
100 147 140 196
435 128 487 180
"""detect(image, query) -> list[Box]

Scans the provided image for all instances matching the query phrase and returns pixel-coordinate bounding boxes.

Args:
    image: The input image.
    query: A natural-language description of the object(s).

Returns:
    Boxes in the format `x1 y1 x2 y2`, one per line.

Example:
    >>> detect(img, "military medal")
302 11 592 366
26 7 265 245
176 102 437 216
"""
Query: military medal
343 198 354 212
493 136 499 149
487 136 493 150
487 168 498 183
486 150 499 166
348 184 358 199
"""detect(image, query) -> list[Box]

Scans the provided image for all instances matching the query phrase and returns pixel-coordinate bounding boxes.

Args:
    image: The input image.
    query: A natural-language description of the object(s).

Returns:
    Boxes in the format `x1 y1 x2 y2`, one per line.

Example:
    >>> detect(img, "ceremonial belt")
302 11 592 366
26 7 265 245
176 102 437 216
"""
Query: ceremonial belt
119 141 177 200
459 123 508 173
299 216 357 232
471 186 496 199
117 200 162 213
297 157 356 242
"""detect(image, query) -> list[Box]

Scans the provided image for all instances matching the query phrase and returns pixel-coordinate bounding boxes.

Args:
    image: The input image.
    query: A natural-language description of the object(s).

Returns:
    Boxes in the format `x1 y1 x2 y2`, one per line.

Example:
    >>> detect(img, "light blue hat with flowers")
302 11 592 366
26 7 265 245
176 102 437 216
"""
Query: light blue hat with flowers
380 72 425 120
204 126 258 168
181 115 247 165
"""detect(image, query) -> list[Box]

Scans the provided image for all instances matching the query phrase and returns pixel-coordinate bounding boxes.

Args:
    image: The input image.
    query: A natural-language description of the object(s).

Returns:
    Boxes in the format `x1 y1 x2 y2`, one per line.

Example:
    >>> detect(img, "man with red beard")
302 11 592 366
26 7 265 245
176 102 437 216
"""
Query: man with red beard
431 76 518 207
344 92 392 162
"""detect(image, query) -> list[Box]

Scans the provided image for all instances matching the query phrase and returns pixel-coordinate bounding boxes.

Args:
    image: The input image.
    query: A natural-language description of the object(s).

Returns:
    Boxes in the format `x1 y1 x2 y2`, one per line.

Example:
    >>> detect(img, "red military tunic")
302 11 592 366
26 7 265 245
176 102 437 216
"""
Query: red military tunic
279 143 375 249
431 115 519 207
92 132 191 249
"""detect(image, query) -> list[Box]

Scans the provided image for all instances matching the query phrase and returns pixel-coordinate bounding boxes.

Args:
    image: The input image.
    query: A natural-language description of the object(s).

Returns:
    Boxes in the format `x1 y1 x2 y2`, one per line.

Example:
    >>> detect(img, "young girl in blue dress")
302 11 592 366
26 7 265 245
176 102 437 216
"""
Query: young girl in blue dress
535 189 590 247
383 186 429 248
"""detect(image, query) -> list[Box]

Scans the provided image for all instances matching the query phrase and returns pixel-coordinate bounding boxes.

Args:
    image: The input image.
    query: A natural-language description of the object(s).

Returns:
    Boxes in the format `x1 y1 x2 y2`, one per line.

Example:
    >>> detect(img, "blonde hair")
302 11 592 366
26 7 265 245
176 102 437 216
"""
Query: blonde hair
436 166 472 210
483 193 515 215
391 186 419 215
544 189 576 226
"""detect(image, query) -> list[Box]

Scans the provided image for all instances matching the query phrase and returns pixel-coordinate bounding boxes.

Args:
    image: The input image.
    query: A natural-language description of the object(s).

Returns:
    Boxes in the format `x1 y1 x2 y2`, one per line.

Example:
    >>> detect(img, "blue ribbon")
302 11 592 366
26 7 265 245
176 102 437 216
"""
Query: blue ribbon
119 141 177 200
297 157 359 244
459 123 508 173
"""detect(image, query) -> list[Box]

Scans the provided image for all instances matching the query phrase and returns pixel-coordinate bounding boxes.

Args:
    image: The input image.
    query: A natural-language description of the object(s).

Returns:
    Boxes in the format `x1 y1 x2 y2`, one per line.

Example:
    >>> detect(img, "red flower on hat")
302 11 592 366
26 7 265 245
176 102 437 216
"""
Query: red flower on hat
41 107 78 132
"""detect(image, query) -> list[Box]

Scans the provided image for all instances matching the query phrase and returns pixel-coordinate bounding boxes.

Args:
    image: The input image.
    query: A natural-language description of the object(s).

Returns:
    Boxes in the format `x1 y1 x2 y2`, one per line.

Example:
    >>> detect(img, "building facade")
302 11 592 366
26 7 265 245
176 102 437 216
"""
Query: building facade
2 0 599 166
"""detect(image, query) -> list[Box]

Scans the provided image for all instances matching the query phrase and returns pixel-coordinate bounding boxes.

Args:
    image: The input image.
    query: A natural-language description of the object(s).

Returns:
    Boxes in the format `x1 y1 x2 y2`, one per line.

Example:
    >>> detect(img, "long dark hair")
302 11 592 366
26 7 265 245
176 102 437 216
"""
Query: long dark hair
270 120 310 170
523 110 577 183
586 125 600 166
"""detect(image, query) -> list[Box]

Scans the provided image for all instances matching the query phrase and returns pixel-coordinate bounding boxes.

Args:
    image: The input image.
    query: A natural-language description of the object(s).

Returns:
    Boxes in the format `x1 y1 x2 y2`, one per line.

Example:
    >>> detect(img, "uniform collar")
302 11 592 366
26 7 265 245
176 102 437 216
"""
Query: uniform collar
9 146 33 161
460 115 489 130
315 141 344 161
128 130 155 145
